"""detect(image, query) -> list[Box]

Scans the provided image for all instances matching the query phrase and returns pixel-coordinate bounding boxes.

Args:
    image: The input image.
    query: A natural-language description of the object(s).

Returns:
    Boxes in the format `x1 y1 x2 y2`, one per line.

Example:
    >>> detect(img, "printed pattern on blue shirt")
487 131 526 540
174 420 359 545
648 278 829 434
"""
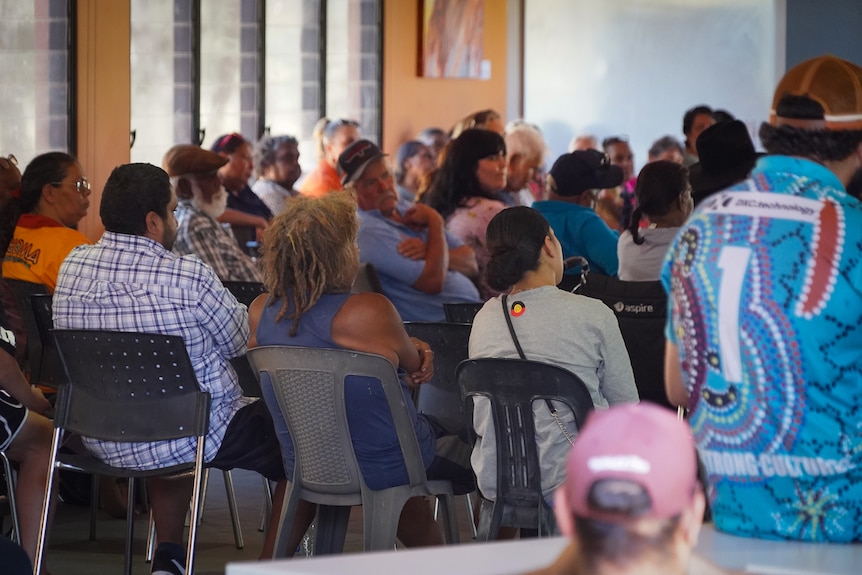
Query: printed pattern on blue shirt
53 232 250 470
662 156 862 542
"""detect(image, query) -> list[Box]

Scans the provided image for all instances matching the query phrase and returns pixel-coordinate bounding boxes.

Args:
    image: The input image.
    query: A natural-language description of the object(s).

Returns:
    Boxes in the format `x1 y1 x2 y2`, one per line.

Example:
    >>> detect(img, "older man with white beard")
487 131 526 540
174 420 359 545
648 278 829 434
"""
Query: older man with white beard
163 145 263 283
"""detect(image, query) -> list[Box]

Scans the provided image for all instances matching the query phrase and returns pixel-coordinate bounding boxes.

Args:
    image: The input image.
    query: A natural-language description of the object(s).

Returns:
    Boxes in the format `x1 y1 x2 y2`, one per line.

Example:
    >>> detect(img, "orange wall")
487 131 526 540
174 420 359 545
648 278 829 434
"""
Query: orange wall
382 0 508 153
76 0 131 242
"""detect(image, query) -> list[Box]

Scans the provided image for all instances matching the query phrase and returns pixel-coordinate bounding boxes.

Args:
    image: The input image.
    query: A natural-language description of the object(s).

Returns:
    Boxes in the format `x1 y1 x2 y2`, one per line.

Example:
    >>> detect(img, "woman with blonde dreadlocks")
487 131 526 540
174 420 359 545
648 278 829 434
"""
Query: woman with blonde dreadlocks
248 192 474 551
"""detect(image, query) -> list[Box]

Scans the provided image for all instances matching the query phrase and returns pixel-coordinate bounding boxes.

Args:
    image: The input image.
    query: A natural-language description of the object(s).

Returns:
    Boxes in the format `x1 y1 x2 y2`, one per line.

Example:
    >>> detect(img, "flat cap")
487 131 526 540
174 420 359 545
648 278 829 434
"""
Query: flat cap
162 145 228 177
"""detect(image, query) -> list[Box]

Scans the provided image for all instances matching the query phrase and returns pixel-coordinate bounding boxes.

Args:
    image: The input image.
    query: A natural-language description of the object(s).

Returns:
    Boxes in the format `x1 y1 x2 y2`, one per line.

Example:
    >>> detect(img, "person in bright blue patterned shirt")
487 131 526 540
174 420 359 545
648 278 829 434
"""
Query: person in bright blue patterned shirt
663 55 862 542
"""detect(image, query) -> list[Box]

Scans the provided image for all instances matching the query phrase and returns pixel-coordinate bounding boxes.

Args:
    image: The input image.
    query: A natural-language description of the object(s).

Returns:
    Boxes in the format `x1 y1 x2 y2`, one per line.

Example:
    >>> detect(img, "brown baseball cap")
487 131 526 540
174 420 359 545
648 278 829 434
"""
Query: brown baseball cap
162 145 228 177
770 55 862 130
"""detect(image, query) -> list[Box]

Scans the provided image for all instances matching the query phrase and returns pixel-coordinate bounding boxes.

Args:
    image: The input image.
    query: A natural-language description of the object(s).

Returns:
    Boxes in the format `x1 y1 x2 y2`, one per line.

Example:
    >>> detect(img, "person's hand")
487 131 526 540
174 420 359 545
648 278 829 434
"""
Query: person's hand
28 387 53 416
402 203 443 231
398 237 427 260
408 337 434 386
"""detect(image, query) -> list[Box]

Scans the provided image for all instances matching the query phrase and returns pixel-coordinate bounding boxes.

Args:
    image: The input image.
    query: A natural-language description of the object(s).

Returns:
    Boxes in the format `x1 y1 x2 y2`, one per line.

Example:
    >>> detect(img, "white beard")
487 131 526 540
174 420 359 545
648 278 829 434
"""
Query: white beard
195 187 228 220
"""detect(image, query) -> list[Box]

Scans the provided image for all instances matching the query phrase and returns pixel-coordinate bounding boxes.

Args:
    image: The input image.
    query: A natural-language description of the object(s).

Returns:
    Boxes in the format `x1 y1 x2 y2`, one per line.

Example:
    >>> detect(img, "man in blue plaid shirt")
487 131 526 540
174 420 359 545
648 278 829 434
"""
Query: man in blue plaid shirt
53 162 286 574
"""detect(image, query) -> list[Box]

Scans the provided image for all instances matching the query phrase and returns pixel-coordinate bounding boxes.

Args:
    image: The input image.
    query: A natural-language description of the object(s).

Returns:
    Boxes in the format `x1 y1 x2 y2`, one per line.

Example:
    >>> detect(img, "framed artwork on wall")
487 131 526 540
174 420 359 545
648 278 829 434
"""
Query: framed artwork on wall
419 0 485 78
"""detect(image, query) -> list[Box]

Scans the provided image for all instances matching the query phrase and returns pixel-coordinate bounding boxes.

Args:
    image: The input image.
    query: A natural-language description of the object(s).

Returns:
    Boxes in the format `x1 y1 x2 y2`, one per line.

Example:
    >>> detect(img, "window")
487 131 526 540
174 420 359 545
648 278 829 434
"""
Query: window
129 0 381 170
130 0 195 165
0 0 73 165
265 0 322 173
326 0 381 144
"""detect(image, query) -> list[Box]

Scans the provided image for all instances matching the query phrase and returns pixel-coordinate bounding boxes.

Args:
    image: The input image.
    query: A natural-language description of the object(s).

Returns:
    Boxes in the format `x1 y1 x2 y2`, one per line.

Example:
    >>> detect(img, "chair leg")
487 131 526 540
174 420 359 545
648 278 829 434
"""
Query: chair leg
196 468 210 526
123 477 136 575
0 452 21 545
436 494 459 545
145 509 156 563
476 497 502 542
361 489 407 552
185 438 207 575
34 429 64 575
272 485 299 559
222 470 244 549
464 492 478 539
89 475 99 541
315 505 350 555
259 477 273 533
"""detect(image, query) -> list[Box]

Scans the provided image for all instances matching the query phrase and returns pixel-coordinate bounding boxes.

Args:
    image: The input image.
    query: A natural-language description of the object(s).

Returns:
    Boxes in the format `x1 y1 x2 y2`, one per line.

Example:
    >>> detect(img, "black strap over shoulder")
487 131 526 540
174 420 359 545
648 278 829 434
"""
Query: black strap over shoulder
501 294 555 412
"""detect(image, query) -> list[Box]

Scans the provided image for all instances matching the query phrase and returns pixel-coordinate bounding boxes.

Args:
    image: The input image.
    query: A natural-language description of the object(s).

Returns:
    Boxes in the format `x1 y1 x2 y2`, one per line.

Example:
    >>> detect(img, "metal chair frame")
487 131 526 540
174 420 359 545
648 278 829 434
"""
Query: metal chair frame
35 330 211 575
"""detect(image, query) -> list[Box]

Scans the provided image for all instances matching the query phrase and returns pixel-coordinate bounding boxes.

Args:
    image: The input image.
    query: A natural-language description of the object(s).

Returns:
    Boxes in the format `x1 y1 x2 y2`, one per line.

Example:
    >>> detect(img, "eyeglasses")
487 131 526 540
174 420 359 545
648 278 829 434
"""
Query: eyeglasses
51 178 91 195
0 154 17 171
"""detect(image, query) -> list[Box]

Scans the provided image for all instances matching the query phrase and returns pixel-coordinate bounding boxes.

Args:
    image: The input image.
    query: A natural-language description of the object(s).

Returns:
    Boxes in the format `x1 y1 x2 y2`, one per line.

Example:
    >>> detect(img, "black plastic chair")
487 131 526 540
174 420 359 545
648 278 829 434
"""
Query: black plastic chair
403 322 477 537
222 280 266 308
247 346 459 557
222 281 266 398
403 322 472 442
5 279 48 383
456 358 594 540
351 262 384 294
577 273 672 409
35 330 211 575
443 302 483 324
29 294 68 389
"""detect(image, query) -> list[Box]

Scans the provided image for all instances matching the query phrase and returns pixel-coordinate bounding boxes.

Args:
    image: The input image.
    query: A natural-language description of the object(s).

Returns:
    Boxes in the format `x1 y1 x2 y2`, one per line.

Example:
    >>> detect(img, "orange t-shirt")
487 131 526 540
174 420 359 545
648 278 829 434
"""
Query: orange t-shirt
298 160 343 198
2 214 91 291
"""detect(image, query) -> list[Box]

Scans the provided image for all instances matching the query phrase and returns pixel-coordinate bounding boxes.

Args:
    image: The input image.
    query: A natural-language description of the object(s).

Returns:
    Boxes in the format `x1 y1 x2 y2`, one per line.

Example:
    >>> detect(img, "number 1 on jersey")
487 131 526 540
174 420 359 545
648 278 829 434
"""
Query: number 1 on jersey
717 246 752 384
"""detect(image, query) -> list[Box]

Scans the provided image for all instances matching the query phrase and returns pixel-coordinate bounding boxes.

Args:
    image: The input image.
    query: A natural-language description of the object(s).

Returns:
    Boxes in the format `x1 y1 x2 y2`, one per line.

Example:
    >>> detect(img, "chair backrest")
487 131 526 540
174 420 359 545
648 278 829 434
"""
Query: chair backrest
351 262 384 294
247 346 428 498
222 281 267 307
5 279 48 381
52 330 210 442
457 358 593 509
443 302 483 324
403 322 472 439
29 294 67 388
221 281 267 397
577 273 671 409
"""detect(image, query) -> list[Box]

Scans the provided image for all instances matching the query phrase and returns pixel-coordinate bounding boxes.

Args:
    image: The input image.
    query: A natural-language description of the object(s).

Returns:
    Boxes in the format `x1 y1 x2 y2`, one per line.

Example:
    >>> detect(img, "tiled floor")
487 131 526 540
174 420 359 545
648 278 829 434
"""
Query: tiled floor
41 469 478 574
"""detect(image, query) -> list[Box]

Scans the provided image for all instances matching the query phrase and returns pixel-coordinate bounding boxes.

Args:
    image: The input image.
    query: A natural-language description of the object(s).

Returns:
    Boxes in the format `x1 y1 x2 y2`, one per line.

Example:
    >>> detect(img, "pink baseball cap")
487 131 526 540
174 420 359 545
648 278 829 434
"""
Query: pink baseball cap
565 403 697 520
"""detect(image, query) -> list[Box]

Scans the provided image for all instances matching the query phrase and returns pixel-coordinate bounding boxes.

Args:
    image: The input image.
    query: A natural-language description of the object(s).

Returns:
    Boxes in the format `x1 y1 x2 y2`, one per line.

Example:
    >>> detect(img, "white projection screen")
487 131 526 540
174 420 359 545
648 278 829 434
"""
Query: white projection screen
524 0 783 170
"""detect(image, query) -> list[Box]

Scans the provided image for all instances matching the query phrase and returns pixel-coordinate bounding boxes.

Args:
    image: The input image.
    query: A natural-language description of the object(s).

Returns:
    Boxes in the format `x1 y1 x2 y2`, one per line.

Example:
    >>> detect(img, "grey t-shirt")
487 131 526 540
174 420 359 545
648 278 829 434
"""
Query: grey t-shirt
617 227 680 282
468 285 638 500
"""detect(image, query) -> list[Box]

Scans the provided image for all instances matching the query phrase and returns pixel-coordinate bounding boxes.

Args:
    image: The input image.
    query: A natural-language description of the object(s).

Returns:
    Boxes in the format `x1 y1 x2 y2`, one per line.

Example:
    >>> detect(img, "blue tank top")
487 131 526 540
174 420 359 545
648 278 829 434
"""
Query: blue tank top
255 292 435 490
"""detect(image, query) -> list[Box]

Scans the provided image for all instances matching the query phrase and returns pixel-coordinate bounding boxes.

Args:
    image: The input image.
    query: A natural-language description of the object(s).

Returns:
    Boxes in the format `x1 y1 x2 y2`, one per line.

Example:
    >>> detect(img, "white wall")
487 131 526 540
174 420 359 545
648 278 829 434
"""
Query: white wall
524 0 782 169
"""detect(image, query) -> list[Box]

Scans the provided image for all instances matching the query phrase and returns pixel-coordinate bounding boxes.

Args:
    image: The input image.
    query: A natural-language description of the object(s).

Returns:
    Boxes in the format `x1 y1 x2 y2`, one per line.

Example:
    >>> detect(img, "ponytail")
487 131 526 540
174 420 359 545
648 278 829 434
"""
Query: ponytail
628 206 644 245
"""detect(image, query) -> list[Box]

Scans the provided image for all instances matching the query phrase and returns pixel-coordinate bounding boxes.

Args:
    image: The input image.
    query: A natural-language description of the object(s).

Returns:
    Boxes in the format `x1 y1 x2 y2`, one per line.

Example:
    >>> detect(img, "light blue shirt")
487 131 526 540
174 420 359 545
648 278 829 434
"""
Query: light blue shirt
357 206 480 322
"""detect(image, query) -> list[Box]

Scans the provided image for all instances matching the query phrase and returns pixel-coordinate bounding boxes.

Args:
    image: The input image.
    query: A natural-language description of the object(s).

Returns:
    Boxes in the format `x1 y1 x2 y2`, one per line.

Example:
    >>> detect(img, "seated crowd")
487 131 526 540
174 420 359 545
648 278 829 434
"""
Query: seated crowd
1 53 862 575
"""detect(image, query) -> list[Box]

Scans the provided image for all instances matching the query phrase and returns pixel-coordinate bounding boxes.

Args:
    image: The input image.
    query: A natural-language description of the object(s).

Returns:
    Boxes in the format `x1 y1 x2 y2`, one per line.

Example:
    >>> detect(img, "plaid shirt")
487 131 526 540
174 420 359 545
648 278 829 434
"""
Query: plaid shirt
53 232 250 470
173 201 263 283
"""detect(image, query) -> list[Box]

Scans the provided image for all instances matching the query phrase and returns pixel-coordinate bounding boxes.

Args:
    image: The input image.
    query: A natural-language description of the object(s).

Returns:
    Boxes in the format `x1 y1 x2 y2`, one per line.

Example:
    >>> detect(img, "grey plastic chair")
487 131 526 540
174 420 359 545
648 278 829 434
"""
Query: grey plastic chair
247 346 459 557
35 330 211 575
457 358 594 540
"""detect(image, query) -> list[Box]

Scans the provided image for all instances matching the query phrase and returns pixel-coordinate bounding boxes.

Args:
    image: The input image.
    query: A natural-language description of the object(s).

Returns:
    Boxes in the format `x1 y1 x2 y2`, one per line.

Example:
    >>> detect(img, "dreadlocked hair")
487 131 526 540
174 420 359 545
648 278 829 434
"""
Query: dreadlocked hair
261 192 359 336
